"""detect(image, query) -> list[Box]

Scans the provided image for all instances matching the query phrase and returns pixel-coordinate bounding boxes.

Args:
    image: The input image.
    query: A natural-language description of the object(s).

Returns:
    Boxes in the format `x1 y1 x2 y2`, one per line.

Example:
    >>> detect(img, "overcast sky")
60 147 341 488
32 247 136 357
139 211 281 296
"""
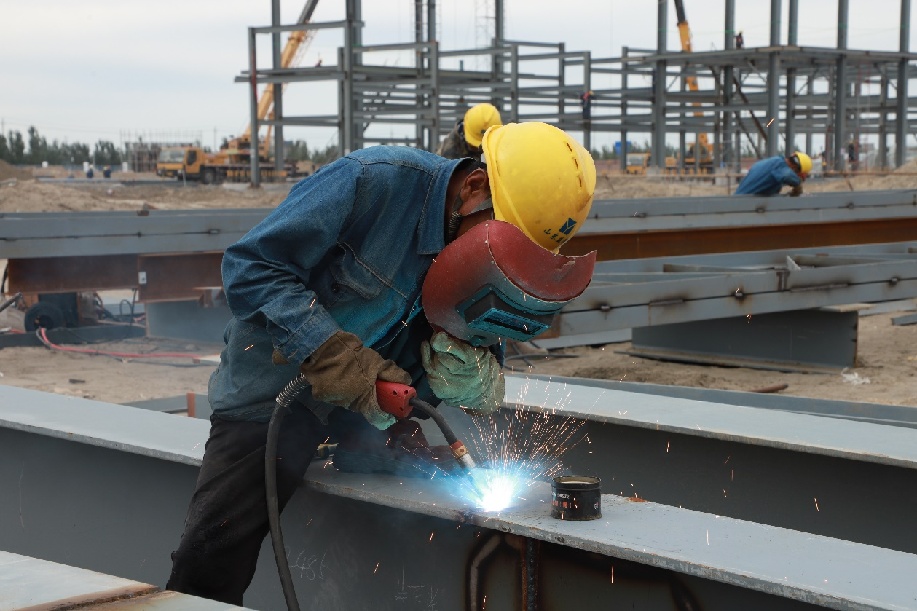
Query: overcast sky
2 0 914 154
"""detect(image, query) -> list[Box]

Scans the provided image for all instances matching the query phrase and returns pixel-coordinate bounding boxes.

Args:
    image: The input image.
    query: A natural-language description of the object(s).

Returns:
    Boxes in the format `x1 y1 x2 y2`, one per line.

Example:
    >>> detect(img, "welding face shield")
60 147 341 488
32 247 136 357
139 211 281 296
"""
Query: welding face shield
422 220 597 347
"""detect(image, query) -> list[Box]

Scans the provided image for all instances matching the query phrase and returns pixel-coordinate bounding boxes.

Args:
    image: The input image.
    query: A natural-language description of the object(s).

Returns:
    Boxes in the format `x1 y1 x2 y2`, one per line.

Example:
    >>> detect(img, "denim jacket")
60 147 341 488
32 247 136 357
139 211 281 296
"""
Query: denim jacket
735 156 801 196
208 147 463 421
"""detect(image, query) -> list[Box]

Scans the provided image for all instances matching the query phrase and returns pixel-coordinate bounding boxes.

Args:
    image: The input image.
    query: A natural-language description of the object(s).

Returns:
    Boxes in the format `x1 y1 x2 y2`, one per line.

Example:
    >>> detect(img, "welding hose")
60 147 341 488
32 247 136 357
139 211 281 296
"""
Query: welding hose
266 374 310 611
408 398 476 469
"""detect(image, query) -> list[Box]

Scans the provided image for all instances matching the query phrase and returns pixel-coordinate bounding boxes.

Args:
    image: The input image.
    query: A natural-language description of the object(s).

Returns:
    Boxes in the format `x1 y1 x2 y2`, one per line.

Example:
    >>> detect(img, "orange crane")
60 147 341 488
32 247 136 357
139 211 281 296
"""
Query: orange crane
224 0 320 162
672 0 713 172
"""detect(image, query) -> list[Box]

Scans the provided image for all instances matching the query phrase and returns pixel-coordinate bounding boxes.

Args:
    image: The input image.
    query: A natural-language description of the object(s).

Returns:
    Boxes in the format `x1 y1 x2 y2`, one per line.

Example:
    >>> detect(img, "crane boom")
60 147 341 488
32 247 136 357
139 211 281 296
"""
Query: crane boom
242 0 320 142
672 0 711 163
228 0 320 161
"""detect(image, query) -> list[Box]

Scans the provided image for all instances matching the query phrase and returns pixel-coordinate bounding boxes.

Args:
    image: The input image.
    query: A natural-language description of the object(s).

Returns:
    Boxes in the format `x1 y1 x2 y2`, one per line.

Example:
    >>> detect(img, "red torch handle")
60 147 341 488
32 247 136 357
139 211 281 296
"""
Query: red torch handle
375 380 417 419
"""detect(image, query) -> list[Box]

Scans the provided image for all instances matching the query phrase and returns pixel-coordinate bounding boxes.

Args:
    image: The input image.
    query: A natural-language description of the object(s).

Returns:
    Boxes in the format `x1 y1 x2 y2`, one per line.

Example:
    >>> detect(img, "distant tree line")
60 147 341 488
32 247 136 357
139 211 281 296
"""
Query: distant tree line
0 126 123 167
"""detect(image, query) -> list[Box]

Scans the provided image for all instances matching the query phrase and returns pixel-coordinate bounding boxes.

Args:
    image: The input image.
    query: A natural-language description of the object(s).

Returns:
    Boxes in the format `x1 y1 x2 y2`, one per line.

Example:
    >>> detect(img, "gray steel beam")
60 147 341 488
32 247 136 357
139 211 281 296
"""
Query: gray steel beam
0 551 248 610
3 387 917 610
496 376 917 556
558 244 917 335
629 308 859 370
2 189 917 260
518 373 917 429
0 209 272 259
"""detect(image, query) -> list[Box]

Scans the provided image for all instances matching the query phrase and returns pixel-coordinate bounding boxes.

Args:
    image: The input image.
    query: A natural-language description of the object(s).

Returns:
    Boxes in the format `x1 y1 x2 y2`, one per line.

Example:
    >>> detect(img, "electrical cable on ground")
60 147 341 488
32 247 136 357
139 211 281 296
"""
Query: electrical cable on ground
36 328 204 361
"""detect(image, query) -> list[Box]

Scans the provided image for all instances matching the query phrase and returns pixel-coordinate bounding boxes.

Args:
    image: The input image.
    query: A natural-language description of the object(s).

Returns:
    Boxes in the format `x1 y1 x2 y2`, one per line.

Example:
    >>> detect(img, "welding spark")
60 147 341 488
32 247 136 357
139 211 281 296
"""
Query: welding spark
373 562 380 574
429 532 435 542
439 379 587 512
666 441 670 453
814 498 820 512
767 118 775 127
244 344 254 351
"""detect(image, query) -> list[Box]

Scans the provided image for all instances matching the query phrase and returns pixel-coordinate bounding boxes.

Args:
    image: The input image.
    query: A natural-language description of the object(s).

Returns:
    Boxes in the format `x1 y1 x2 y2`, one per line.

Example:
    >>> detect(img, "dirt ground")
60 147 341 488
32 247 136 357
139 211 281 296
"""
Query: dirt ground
1 159 916 409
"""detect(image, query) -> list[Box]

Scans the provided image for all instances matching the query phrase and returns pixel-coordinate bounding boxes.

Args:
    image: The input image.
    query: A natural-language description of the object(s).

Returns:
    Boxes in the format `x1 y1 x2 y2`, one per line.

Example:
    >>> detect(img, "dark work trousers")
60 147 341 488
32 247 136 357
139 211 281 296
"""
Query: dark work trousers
166 405 363 605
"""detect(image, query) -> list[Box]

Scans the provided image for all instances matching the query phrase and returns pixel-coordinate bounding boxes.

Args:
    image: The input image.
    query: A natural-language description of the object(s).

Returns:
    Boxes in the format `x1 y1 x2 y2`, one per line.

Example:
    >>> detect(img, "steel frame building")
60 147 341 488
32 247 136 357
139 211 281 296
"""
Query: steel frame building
239 0 917 185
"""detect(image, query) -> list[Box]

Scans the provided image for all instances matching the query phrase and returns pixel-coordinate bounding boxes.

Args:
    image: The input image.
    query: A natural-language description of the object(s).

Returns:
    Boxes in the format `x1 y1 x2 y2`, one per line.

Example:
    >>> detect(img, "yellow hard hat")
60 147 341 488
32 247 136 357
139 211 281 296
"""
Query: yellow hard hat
481 122 596 252
463 103 503 148
793 151 812 176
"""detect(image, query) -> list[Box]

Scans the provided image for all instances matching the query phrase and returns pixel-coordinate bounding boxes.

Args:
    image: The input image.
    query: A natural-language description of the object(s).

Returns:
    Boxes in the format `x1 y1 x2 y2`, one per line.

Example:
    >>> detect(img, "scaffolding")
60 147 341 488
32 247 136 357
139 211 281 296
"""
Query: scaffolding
119 130 202 173
236 0 917 185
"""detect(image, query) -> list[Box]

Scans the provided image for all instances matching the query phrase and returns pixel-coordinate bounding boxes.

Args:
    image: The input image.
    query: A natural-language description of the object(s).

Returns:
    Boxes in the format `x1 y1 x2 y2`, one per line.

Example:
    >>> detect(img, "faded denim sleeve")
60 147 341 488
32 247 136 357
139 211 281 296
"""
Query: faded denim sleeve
221 158 362 364
775 162 802 188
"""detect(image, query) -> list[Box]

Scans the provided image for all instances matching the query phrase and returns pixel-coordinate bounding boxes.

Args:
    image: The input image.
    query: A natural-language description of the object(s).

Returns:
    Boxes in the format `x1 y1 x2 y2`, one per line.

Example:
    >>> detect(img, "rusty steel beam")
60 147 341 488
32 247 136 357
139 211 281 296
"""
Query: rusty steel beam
8 253 225 304
137 253 224 303
7 256 138 294
564 218 917 260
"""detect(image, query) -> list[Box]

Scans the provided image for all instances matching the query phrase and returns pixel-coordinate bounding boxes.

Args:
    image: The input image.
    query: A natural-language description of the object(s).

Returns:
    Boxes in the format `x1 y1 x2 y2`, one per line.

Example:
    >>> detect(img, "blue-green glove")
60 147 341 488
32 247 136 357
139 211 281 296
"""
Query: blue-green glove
420 331 505 416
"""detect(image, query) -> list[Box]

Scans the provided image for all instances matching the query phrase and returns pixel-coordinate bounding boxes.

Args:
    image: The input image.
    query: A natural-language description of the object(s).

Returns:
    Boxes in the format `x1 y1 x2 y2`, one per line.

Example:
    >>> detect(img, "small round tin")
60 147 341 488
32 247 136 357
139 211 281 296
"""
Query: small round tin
551 475 602 521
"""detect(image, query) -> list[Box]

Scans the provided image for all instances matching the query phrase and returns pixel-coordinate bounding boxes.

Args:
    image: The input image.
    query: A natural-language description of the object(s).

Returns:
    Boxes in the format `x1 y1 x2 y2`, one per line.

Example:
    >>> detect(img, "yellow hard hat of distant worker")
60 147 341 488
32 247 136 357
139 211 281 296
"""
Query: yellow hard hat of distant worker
463 103 503 148
793 151 813 176
482 122 596 252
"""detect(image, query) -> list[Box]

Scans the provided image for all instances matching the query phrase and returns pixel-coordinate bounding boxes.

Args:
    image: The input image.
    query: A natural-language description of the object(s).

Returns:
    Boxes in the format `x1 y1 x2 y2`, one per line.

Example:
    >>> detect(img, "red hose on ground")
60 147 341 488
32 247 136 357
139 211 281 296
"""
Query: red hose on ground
37 328 204 360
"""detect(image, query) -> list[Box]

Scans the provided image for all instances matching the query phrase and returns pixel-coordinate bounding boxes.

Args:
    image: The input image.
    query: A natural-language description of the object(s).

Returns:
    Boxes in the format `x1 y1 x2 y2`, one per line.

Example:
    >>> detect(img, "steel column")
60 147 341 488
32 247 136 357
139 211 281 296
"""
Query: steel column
620 46 629 173
271 0 285 181
785 0 799 154
898 0 911 167
652 0 667 170
767 0 782 156
247 27 260 188
834 0 849 171
342 0 356 154
723 0 736 173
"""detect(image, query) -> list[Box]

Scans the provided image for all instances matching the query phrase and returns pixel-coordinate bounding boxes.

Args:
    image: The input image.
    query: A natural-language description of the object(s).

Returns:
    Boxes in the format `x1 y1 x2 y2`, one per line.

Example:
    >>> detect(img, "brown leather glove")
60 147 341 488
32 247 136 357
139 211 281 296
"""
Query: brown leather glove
789 184 803 197
298 331 411 430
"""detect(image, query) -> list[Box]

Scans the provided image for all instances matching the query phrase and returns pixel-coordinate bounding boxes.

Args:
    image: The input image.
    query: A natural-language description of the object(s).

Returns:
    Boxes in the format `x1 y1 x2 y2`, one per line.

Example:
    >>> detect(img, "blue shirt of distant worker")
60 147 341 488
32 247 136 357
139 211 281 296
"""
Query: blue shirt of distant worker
736 152 812 196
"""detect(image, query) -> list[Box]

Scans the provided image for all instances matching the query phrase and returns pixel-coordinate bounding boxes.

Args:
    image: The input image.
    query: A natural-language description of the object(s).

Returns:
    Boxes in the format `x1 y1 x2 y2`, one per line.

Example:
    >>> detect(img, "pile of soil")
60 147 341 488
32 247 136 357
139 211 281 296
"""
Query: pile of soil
0 160 32 182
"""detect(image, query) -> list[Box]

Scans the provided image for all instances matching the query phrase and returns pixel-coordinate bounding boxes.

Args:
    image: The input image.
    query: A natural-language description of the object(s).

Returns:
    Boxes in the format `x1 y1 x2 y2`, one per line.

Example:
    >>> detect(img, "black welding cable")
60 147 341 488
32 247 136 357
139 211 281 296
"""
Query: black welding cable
266 374 310 611
407 398 460 447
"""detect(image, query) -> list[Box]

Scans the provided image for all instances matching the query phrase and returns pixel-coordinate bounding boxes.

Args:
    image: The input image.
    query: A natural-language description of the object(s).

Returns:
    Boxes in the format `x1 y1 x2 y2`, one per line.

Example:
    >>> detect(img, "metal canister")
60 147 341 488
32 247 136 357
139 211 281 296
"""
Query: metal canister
551 476 602 521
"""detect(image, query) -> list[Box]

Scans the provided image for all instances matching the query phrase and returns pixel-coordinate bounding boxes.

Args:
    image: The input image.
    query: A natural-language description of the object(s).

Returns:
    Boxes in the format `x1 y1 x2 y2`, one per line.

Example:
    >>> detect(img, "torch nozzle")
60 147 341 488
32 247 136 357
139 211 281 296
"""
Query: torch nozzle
457 452 477 470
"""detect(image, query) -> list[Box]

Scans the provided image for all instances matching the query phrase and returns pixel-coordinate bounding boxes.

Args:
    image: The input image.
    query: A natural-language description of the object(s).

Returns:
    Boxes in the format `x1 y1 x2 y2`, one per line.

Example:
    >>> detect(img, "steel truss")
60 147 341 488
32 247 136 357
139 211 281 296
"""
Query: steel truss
237 0 917 186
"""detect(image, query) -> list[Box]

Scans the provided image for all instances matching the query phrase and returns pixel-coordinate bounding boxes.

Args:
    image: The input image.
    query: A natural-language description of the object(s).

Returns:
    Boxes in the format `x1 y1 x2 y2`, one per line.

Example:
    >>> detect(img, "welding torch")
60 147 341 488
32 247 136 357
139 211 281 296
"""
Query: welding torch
375 380 477 471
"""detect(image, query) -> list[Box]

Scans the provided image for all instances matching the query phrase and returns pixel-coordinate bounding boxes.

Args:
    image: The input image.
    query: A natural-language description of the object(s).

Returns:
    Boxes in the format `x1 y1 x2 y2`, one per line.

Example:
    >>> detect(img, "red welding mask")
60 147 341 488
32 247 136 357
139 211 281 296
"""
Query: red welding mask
421 220 597 347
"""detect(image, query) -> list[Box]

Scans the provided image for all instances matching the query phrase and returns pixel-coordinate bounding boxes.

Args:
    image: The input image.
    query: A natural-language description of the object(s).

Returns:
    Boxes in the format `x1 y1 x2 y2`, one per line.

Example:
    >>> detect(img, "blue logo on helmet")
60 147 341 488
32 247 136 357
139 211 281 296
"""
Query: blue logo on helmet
559 218 577 235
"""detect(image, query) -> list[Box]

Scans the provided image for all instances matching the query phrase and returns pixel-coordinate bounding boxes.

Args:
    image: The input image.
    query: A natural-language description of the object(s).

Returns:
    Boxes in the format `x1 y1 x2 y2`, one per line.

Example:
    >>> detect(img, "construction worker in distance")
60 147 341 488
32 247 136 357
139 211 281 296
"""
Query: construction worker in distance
165 122 596 605
736 151 812 196
437 102 502 159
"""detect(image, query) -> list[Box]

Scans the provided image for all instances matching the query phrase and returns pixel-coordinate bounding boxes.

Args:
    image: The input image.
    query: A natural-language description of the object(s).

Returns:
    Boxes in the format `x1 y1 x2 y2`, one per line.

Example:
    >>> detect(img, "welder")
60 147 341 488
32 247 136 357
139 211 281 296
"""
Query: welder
736 151 812 196
437 102 503 159
165 121 596 606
